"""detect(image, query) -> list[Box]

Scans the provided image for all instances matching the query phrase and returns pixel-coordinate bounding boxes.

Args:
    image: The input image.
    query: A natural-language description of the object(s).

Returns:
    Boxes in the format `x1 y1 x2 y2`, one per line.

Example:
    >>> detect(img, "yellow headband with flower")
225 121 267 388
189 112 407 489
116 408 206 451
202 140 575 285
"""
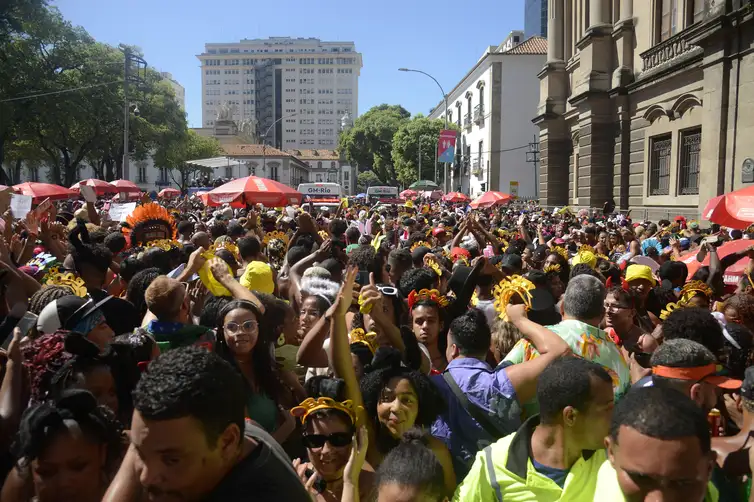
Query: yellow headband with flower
551 246 569 262
544 263 561 274
290 397 361 425
46 271 87 297
493 275 535 320
410 240 432 252
680 280 714 303
425 257 442 277
216 241 240 260
263 230 289 247
660 301 687 321
572 245 597 270
407 288 450 310
146 239 183 251
318 230 330 240
349 328 379 354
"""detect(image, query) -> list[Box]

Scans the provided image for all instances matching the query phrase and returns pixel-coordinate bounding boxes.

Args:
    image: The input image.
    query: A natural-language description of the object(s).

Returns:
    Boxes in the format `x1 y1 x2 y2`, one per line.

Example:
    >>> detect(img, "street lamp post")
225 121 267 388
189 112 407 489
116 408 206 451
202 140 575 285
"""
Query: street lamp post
398 68 449 192
261 112 298 181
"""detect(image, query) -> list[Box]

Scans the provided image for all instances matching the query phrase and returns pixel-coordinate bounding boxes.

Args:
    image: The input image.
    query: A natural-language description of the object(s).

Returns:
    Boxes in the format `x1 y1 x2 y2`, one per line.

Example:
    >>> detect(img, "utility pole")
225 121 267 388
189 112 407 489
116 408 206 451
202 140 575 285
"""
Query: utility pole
418 136 422 182
526 135 541 199
120 46 147 181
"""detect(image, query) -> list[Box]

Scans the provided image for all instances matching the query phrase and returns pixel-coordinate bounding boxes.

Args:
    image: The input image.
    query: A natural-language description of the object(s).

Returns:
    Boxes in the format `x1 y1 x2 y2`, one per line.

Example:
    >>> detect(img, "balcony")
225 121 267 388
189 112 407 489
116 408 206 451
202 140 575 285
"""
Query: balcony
473 104 485 125
471 158 481 176
463 113 472 130
640 29 703 76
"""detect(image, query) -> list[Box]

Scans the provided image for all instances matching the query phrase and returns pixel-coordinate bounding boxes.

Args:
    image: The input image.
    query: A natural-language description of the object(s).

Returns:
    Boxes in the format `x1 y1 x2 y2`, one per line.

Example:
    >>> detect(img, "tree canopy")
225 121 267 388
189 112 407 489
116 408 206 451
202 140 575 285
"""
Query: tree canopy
391 116 451 187
154 130 223 191
356 170 382 193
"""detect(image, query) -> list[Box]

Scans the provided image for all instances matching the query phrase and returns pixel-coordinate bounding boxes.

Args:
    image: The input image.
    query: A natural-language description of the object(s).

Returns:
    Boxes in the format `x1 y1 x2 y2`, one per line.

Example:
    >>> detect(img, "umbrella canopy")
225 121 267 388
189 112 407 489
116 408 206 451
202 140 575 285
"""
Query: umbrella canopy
158 188 180 198
13 182 76 202
409 180 440 190
400 189 417 199
207 176 302 207
70 179 117 196
420 190 443 201
469 191 513 209
679 239 753 286
111 179 142 194
702 186 754 229
356 193 367 198
443 191 470 203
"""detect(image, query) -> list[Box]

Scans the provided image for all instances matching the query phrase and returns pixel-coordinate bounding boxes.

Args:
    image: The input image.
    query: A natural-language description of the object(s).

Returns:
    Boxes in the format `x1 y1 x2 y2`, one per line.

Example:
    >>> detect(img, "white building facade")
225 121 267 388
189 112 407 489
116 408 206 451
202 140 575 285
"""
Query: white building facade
160 72 186 111
286 149 354 195
197 37 362 151
429 33 546 199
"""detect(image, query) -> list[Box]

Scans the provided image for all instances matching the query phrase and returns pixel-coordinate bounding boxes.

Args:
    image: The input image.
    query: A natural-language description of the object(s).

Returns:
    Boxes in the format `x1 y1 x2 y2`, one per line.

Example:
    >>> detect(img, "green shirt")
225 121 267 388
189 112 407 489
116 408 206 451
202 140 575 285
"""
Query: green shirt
453 416 605 502
503 320 630 416
246 391 278 433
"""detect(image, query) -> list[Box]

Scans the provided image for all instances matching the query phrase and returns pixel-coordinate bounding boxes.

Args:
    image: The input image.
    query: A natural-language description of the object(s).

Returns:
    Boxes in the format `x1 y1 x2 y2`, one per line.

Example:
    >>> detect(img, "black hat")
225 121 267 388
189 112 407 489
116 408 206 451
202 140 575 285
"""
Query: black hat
37 295 107 334
500 253 523 274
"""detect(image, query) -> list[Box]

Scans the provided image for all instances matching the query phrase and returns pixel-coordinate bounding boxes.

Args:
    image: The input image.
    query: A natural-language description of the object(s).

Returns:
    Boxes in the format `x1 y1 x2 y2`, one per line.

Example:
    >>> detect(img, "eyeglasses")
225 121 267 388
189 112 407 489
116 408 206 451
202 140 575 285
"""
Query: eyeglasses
301 432 353 449
224 320 259 334
604 303 631 313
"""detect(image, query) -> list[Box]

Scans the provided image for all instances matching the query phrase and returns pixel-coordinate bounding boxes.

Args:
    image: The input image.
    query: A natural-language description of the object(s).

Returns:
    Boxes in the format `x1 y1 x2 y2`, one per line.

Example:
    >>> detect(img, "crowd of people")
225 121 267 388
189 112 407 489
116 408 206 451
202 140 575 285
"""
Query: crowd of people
0 193 752 501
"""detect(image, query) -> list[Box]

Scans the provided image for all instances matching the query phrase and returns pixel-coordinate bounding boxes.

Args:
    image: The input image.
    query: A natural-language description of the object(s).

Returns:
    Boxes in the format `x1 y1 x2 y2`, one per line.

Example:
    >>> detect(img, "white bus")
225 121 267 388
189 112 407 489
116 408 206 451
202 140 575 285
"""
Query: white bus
366 186 400 203
297 182 343 198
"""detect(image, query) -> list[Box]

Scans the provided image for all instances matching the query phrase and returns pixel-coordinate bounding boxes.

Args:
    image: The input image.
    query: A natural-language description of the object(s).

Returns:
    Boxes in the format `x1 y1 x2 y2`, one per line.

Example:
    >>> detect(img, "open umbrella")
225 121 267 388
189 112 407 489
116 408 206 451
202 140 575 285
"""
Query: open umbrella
13 182 76 203
111 179 142 194
409 180 440 190
207 176 302 207
702 186 754 229
469 191 512 209
70 179 117 196
679 239 754 286
400 189 417 199
442 192 470 203
158 188 180 199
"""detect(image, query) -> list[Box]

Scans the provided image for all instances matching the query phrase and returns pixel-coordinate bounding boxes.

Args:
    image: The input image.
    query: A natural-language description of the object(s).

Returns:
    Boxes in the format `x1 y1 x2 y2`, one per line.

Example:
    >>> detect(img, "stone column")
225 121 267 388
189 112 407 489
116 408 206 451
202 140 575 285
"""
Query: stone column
547 0 564 62
589 0 609 27
612 0 636 88
621 0 633 20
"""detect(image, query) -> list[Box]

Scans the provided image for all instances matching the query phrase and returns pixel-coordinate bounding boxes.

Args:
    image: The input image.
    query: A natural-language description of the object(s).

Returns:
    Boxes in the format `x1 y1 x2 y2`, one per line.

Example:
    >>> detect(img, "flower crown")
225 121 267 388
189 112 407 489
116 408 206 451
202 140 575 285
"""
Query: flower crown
349 328 379 354
407 288 450 310
46 271 87 297
660 301 687 321
543 263 561 274
680 280 715 303
318 230 330 240
263 230 289 246
216 241 240 260
572 245 597 270
290 397 361 425
425 257 443 277
146 239 182 251
551 246 569 262
493 275 535 320
410 240 432 252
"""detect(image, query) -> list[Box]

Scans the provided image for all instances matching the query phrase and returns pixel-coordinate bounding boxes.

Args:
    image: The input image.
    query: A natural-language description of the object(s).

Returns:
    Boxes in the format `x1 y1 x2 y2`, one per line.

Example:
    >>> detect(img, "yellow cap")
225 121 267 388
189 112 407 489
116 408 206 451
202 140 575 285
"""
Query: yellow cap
240 261 274 294
625 264 657 286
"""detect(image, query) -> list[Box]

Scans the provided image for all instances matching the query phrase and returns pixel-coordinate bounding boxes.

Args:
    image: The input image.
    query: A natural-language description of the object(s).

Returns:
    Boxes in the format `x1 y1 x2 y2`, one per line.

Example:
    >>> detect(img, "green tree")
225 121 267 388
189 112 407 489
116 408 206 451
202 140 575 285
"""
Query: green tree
154 130 223 192
338 104 409 183
391 116 452 187
356 170 382 193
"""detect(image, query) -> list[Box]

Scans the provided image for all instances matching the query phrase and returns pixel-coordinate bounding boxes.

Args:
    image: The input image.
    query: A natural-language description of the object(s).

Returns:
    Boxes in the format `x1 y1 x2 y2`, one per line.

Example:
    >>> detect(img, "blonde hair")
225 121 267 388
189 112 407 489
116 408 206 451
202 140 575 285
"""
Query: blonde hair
491 318 523 361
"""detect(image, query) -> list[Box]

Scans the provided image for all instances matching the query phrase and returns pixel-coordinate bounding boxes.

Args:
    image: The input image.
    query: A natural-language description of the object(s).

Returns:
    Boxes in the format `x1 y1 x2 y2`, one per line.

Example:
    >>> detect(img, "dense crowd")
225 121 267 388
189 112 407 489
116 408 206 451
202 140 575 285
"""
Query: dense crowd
0 194 751 501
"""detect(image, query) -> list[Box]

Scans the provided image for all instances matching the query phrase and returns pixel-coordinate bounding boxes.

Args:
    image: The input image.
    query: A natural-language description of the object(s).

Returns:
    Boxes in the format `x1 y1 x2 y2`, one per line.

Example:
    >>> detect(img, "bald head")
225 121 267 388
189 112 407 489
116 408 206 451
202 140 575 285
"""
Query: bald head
191 231 211 250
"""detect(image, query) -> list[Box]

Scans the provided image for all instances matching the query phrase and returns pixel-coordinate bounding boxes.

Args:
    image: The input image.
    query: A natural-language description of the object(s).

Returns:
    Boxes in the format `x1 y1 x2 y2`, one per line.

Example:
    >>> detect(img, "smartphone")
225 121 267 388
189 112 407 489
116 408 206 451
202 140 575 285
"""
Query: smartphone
633 352 652 368
356 270 370 287
2 312 37 349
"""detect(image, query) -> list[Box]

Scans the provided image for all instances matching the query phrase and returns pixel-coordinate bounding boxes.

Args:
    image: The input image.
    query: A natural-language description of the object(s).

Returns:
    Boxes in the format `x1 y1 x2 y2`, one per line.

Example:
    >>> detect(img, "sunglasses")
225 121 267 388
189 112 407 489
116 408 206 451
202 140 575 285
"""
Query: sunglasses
301 432 353 449
224 320 259 334
377 285 398 297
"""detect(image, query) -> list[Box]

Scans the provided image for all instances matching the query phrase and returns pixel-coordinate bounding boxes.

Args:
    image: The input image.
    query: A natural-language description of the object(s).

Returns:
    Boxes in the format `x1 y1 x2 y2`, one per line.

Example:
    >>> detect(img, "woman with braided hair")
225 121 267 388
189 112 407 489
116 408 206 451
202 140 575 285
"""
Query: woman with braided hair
1 389 124 502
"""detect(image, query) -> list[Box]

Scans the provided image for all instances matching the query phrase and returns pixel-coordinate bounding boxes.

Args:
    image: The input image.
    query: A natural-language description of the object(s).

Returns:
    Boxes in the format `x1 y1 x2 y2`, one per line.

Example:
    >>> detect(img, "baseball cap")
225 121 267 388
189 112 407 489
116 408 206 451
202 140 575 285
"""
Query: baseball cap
625 264 657 286
37 295 108 334
240 261 274 294
500 253 523 274
432 227 447 237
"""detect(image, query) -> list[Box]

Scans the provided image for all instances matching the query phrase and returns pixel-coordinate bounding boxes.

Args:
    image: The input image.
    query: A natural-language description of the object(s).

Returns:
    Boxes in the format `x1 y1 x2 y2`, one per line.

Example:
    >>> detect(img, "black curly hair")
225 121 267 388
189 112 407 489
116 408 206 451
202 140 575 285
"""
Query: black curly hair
12 389 123 472
133 346 246 445
398 268 437 298
376 430 445 501
359 348 445 454
200 295 232 328
126 267 161 318
29 285 74 316
302 376 354 430
68 220 112 279
662 307 724 355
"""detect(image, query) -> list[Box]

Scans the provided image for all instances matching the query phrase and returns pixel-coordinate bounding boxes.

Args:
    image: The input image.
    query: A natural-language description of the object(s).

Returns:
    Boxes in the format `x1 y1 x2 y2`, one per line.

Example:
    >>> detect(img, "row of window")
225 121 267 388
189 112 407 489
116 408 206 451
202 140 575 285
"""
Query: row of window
207 46 352 55
648 127 701 196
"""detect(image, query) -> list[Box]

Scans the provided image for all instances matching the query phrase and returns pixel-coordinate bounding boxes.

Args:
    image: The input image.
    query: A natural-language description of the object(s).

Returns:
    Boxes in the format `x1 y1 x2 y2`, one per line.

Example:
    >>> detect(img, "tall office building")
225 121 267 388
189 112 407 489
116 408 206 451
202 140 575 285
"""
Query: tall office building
197 37 362 150
524 0 548 38
160 72 185 111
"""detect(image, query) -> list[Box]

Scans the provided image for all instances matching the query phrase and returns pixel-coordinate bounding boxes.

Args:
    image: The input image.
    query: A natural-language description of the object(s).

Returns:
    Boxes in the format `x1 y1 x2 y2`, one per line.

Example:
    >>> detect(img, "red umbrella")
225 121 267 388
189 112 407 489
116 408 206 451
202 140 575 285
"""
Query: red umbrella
442 191 470 203
13 182 76 202
158 188 180 199
400 189 417 199
679 239 754 286
70 179 117 196
207 176 302 207
702 187 754 229
469 191 512 209
111 179 142 194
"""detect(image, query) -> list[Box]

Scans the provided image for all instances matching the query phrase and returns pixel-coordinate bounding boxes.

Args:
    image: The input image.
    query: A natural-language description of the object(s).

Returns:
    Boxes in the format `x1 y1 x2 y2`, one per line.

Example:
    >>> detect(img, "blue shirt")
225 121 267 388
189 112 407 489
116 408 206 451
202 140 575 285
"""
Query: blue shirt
431 358 521 478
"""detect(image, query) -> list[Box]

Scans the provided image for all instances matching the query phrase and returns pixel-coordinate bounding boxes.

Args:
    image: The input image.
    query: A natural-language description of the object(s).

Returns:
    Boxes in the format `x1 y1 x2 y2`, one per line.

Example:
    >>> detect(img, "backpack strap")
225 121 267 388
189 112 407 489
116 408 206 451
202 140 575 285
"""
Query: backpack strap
442 370 505 439
484 445 503 502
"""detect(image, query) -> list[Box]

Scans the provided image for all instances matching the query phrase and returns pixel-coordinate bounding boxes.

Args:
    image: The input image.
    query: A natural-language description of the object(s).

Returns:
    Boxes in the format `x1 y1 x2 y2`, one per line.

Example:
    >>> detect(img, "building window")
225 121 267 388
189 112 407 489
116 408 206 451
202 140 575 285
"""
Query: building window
649 134 672 196
225 166 233 178
317 161 322 169
344 171 349 181
316 173 323 182
138 166 147 183
678 128 701 195
159 168 170 184
657 0 678 42
687 0 704 26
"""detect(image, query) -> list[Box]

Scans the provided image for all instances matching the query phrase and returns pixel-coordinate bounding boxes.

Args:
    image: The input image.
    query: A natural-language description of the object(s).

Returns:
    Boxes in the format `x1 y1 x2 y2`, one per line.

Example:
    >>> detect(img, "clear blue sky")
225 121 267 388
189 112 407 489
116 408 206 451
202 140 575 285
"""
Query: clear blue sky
55 0 524 128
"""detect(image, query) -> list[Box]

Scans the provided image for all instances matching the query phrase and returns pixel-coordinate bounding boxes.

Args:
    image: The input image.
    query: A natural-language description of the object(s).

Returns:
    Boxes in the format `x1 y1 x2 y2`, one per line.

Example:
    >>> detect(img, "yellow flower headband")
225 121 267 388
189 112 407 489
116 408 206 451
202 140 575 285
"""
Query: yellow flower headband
425 257 443 277
46 271 88 297
660 301 686 321
493 275 535 320
551 246 569 262
407 288 450 310
410 240 432 252
146 239 183 251
349 328 379 354
318 230 330 240
216 241 240 260
290 397 361 425
572 245 597 270
680 280 715 303
263 230 289 247
544 263 561 274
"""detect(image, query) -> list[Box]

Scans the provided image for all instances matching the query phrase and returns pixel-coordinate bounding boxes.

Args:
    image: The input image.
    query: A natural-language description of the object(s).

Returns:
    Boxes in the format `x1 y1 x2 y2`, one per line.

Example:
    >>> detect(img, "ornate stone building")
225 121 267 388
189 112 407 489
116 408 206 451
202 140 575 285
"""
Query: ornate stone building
535 0 754 219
